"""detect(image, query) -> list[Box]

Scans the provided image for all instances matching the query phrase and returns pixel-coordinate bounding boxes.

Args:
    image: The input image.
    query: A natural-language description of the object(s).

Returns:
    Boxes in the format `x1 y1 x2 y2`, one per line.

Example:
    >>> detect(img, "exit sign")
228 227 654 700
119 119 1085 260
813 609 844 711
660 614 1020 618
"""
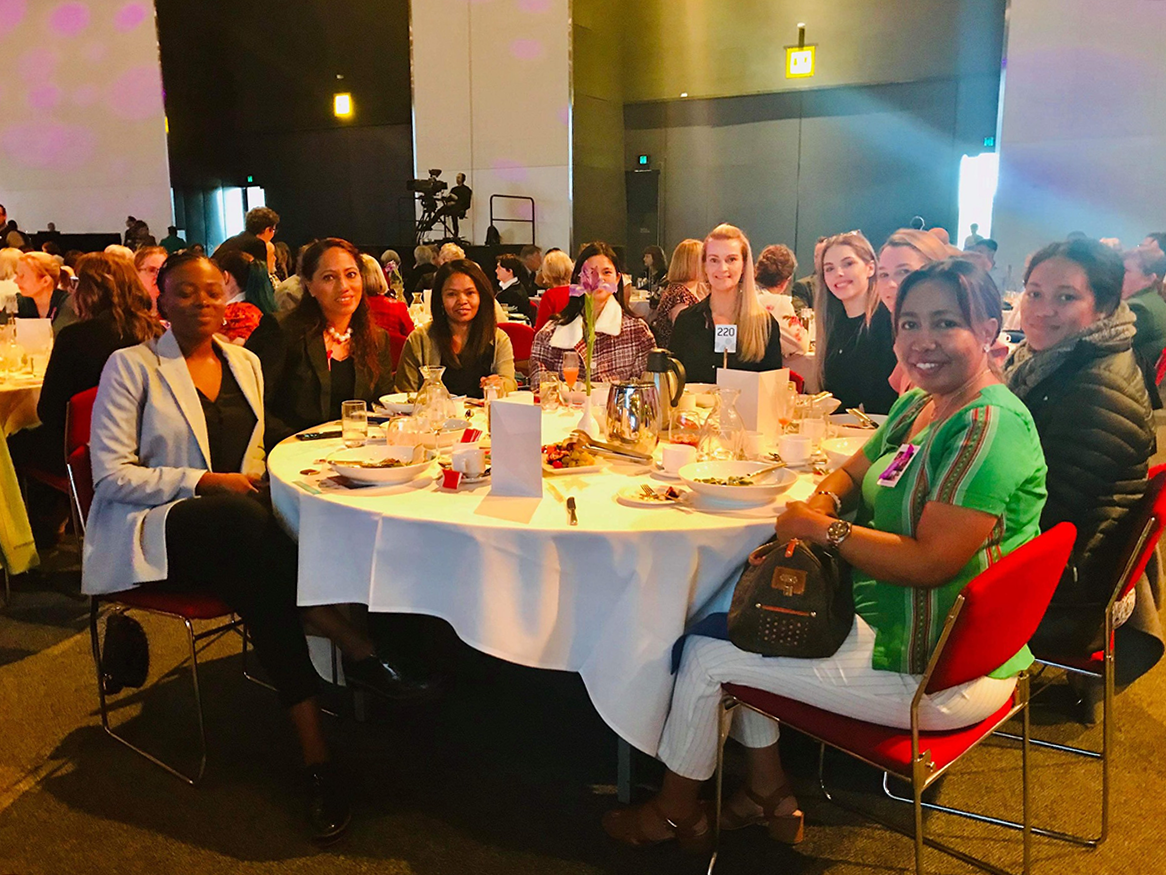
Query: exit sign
638 154 650 167
785 45 815 78
983 136 996 148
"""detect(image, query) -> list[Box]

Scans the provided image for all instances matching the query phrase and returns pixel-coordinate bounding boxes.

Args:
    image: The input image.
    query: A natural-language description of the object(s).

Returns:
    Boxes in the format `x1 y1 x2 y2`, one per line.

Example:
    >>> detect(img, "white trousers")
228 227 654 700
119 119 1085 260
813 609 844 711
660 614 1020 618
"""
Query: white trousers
658 616 1017 781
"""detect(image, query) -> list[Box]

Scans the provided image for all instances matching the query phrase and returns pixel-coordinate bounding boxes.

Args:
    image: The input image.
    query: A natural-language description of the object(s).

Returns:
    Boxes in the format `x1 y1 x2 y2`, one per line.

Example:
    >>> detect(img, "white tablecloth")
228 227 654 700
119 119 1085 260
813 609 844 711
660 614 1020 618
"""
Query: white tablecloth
0 376 42 435
269 406 817 755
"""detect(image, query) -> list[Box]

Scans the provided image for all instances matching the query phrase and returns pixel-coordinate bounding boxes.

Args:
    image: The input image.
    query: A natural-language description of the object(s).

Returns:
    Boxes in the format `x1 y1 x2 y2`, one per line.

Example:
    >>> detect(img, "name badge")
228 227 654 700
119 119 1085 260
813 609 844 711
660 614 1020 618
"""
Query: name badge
714 324 737 354
877 443 919 487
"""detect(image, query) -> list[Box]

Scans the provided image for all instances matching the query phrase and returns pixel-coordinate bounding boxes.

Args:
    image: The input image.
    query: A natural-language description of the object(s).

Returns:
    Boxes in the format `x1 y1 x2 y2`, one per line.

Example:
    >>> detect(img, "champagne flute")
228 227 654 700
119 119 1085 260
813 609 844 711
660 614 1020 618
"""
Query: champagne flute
561 351 580 391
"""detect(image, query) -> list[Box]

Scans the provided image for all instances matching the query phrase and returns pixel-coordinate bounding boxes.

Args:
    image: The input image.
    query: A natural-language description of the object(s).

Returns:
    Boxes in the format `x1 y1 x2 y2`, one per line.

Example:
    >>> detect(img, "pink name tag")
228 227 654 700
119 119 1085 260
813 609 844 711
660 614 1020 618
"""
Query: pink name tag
877 443 919 488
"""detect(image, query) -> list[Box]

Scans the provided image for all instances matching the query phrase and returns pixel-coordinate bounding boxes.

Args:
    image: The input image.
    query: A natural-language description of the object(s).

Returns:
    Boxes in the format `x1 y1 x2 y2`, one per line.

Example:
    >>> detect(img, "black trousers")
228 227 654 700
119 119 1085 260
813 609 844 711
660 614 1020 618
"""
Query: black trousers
163 492 318 708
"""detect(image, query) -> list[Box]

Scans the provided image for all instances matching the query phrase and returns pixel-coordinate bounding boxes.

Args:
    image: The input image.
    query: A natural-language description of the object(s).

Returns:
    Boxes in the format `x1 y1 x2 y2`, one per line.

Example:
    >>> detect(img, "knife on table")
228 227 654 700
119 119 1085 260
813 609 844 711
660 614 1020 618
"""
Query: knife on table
566 497 578 526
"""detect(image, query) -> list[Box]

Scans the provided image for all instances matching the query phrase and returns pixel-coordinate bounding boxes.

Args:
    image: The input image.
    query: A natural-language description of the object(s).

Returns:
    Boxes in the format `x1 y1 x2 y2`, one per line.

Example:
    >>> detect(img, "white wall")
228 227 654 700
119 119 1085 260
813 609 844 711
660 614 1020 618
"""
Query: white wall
0 0 171 235
412 0 571 250
993 0 1166 276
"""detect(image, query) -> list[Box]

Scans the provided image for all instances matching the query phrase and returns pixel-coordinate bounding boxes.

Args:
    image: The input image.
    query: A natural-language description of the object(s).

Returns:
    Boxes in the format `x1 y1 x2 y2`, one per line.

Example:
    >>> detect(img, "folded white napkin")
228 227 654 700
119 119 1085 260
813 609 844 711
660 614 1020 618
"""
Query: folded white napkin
489 397 543 498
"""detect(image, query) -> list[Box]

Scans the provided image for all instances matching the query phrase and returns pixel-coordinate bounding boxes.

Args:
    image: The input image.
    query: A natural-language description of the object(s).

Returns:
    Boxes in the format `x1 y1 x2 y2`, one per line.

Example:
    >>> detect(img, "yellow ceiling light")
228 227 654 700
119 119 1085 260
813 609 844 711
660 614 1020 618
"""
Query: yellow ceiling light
333 92 353 118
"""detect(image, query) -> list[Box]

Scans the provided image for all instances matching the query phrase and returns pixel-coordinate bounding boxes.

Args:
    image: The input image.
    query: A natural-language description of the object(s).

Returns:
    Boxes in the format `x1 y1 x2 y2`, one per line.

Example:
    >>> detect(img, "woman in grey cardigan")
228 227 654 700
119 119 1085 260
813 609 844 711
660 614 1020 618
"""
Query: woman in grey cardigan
395 259 516 398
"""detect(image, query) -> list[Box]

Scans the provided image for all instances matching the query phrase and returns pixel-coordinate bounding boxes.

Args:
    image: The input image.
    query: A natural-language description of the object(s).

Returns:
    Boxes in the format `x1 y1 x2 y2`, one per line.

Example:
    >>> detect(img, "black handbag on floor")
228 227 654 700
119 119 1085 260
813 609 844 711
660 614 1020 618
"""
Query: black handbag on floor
100 611 150 694
728 538 854 658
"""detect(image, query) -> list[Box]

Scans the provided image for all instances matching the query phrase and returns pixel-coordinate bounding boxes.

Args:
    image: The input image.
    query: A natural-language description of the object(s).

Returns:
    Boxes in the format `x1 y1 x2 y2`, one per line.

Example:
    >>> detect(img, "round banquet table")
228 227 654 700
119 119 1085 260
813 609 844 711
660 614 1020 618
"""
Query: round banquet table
269 404 819 755
0 374 43 435
0 374 43 576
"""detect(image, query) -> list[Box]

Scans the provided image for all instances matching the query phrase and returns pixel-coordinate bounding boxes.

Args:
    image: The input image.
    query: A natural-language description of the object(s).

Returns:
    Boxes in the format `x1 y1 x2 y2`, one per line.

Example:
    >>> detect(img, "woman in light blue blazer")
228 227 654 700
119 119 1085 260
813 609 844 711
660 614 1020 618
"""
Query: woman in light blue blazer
84 252 425 843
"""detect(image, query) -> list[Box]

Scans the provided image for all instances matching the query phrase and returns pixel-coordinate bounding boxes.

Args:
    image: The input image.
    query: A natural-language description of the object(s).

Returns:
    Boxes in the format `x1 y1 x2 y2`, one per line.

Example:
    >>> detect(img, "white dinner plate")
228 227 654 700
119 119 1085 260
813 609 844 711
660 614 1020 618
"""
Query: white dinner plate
679 460 798 507
328 445 435 485
615 484 688 508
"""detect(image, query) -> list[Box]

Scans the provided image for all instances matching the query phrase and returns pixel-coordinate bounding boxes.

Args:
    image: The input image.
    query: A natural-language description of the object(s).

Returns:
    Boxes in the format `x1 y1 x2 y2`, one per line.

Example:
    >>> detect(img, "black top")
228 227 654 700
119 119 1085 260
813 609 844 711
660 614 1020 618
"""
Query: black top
328 356 356 421
197 351 257 474
821 306 899 415
496 281 535 322
450 183 472 212
669 297 784 384
789 277 814 310
442 342 496 398
17 288 70 322
212 231 266 263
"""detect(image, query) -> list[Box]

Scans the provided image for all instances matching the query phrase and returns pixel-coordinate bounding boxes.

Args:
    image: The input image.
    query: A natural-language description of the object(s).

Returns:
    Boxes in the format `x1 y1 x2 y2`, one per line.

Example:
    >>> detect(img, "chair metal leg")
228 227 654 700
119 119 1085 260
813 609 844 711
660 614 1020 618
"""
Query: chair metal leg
1022 674 1031 875
617 738 633 804
89 601 209 785
912 754 927 875
709 697 737 875
1 565 9 608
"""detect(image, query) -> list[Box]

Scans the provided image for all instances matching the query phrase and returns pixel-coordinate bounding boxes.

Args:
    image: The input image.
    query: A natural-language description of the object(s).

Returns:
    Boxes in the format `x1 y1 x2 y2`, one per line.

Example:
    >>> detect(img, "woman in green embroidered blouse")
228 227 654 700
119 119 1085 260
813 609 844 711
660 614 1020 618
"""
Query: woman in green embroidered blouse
604 258 1047 853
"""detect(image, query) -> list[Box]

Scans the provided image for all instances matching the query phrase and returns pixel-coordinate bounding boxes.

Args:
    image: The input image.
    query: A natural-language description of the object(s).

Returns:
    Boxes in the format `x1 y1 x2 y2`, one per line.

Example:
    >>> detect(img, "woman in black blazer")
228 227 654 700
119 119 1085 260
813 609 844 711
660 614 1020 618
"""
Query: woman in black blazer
256 238 396 447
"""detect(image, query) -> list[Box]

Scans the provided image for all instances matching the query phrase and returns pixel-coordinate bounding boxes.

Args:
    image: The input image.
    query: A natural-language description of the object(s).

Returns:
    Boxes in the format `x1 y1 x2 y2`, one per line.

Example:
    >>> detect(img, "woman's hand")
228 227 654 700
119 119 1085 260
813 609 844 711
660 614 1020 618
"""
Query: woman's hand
772 501 831 545
197 472 262 496
804 492 840 518
480 374 504 392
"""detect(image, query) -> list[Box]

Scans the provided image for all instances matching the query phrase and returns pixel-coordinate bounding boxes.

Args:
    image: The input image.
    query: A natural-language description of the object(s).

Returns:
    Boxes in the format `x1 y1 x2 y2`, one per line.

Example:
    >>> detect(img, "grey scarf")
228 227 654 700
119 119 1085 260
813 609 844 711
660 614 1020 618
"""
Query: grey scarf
1004 303 1137 401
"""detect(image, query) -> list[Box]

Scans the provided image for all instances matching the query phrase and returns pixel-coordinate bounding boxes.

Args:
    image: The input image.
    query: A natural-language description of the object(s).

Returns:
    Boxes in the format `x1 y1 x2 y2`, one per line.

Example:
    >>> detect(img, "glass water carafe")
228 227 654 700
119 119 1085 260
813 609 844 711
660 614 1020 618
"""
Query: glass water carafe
414 365 457 431
697 387 747 461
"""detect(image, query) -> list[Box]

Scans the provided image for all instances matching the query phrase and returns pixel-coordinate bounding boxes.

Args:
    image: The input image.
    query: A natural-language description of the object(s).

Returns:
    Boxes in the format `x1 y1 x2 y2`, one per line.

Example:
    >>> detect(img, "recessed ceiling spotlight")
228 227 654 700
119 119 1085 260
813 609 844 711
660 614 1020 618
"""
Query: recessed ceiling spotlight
796 21 805 27
680 92 688 97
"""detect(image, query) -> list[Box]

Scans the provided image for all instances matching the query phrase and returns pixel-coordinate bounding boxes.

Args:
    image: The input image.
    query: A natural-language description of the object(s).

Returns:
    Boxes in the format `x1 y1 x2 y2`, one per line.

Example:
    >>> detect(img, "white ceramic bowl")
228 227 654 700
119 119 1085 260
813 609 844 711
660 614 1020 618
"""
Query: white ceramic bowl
821 436 868 469
679 460 798 506
328 445 435 484
417 419 469 448
683 383 719 408
828 412 888 438
379 393 415 415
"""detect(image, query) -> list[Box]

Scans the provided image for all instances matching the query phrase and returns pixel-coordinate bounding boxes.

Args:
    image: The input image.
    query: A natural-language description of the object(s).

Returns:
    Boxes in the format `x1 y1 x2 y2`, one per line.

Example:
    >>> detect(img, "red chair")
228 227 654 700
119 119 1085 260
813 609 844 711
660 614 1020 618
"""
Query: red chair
713 524 1076 875
788 371 805 394
995 464 1166 847
534 285 569 331
499 321 535 378
66 387 247 785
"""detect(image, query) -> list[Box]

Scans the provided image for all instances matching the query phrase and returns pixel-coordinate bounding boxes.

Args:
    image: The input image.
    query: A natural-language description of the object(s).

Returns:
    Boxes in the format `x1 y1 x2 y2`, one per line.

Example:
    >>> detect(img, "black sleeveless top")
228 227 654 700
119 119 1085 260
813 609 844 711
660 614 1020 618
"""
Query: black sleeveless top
328 355 356 420
196 351 258 474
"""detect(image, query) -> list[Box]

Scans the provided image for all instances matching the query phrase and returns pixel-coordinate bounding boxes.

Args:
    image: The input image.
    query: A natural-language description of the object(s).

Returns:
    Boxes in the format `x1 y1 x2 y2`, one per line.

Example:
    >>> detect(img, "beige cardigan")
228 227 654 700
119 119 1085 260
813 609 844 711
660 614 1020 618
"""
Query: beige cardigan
395 325 517 394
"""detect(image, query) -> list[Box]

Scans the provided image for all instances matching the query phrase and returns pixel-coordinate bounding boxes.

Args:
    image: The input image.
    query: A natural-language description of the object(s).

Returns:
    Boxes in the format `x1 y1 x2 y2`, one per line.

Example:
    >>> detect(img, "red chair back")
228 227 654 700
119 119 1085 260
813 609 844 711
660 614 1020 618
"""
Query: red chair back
925 523 1076 693
65 387 98 457
789 371 805 394
499 321 535 362
534 285 569 331
1108 464 1166 604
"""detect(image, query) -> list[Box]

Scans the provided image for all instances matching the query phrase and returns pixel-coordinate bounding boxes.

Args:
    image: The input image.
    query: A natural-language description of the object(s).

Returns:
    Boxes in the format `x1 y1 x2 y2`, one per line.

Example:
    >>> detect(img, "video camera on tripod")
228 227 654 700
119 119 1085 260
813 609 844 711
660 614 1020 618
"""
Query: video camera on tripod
408 169 462 243
407 169 448 211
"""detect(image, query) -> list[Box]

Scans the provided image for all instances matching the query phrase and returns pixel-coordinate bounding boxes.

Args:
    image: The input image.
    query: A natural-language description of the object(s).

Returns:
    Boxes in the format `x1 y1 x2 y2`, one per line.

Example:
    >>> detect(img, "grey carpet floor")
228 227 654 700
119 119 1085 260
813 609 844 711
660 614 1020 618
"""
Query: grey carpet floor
2 538 1164 875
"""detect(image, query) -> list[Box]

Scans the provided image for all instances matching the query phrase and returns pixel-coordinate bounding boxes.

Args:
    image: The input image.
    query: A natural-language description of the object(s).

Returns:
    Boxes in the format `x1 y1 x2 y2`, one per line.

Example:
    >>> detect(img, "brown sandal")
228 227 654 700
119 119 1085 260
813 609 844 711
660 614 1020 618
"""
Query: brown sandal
602 798 715 855
719 782 804 844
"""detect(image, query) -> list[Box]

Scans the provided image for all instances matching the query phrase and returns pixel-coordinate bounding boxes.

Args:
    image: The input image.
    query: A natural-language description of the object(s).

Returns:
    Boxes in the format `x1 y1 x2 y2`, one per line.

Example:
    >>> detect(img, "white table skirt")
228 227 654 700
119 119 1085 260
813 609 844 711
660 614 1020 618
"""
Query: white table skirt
0 377 42 435
269 407 817 755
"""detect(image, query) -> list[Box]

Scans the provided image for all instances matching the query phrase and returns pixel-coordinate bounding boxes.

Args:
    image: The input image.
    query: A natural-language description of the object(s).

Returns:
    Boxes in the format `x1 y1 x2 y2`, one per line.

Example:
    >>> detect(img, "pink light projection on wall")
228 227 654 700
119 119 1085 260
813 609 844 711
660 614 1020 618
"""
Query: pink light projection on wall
2 120 96 170
28 84 62 110
516 0 551 12
113 1 145 31
49 1 90 36
509 38 544 61
19 47 61 83
72 83 99 106
492 159 529 184
106 64 162 120
0 0 28 40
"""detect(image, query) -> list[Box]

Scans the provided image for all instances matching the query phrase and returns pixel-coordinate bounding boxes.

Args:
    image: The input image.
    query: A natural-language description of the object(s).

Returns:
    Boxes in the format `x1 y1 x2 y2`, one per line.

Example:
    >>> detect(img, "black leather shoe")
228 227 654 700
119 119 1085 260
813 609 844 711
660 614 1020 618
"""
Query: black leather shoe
305 762 350 845
341 655 442 701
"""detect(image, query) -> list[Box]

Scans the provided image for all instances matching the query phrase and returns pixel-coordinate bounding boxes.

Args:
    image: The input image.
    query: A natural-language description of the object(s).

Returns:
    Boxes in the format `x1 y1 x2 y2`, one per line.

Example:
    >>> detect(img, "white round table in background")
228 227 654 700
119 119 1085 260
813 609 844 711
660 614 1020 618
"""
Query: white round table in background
0 375 43 435
268 406 817 755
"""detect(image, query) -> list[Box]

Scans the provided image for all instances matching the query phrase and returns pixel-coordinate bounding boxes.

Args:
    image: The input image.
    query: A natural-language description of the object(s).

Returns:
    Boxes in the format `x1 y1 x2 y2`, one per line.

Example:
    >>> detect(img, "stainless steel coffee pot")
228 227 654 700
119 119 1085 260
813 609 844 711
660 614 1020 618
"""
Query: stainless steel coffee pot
642 348 686 433
604 380 661 454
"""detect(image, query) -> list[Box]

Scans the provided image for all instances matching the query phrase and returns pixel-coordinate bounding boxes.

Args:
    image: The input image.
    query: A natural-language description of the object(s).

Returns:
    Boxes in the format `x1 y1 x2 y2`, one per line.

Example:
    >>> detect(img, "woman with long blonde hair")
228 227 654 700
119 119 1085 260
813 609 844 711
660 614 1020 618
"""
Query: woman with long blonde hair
650 238 705 348
814 231 897 413
877 228 958 312
669 224 782 382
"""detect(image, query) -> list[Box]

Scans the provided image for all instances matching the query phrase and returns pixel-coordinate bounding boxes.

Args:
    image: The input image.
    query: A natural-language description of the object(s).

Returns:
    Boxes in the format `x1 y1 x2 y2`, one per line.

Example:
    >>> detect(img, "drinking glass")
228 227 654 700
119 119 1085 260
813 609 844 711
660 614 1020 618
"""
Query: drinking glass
561 351 580 391
539 374 563 411
341 400 368 447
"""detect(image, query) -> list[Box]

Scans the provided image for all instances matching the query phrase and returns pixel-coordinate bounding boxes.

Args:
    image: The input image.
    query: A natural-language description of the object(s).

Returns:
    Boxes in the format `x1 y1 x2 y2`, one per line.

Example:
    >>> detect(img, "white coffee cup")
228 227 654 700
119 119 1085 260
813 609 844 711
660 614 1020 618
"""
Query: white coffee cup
778 433 813 466
661 442 698 475
451 446 486 477
742 430 764 459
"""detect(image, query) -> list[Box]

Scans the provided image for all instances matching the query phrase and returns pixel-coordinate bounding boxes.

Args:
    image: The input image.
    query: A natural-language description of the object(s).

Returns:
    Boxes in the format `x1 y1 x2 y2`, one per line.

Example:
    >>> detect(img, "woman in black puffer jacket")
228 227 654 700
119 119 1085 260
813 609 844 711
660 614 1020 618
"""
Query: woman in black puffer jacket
1005 239 1159 674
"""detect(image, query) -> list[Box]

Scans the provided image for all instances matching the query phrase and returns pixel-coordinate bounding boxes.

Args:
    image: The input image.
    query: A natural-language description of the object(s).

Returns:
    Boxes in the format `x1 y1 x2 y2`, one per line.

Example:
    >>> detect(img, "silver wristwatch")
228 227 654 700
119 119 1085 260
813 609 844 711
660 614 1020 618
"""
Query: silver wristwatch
825 519 853 550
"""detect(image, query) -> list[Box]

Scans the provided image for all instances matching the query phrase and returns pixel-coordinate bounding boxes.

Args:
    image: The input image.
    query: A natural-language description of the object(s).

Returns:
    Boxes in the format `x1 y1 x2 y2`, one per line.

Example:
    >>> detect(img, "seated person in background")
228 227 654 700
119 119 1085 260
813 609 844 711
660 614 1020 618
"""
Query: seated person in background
395 260 516 398
254 238 395 447
494 253 535 322
410 244 438 294
640 245 668 297
379 249 406 300
1120 244 1166 392
274 242 315 314
670 224 783 383
360 253 414 346
85 252 432 843
1005 239 1157 671
533 251 578 332
754 243 810 358
9 253 161 479
134 246 167 314
215 249 278 345
815 231 898 414
650 239 704 349
520 245 544 289
605 258 1046 852
528 242 655 390
213 205 278 263
16 251 76 331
